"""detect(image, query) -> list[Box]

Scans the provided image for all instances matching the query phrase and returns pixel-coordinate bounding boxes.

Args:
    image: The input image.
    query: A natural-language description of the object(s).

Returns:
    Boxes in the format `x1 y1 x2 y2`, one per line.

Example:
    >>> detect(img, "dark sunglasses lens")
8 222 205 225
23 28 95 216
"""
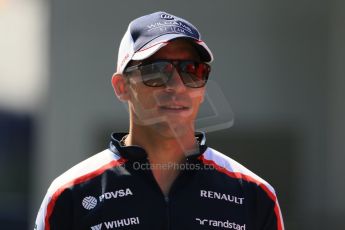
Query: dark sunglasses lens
179 62 209 88
140 62 171 87
138 61 210 88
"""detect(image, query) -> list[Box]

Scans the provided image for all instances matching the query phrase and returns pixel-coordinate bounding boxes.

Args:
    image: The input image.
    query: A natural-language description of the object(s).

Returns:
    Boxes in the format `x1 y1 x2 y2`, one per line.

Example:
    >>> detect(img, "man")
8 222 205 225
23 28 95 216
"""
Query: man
35 11 284 230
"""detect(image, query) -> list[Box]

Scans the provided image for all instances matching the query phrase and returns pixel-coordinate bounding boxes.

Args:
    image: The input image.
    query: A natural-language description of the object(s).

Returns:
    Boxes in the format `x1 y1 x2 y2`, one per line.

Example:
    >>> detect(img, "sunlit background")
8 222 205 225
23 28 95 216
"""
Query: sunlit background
0 0 344 229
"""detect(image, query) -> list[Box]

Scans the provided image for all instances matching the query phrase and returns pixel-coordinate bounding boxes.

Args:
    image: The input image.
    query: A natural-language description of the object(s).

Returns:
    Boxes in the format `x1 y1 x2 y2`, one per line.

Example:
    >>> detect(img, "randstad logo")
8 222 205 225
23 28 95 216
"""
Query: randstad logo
195 218 246 229
82 188 133 210
160 13 175 20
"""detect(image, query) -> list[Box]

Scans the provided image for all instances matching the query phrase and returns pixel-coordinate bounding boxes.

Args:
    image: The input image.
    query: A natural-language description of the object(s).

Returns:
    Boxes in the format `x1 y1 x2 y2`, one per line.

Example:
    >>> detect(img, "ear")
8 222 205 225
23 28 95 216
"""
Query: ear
111 73 130 101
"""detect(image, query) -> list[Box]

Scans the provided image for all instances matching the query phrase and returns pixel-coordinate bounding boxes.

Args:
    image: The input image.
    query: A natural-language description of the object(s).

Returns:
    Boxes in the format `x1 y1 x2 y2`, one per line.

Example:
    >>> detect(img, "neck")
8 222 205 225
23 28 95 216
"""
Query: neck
125 113 199 196
125 119 198 164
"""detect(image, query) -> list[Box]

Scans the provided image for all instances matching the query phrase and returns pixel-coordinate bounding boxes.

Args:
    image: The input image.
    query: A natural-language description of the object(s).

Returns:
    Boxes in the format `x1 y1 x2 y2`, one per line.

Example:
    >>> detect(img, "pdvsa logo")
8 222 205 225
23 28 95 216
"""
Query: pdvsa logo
82 196 98 210
99 188 133 202
160 13 175 20
82 188 133 210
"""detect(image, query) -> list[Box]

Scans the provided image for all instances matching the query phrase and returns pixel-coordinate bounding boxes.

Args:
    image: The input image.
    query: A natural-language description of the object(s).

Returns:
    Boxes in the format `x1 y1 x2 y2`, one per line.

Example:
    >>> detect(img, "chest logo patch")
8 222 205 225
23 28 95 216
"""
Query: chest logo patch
99 188 133 202
195 218 246 229
82 188 133 210
200 190 244 205
90 217 140 229
82 196 98 210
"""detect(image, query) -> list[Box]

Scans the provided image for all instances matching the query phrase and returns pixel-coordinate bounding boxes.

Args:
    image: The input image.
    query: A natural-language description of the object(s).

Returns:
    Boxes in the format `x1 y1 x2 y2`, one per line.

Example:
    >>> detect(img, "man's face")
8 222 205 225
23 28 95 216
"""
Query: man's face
126 39 206 137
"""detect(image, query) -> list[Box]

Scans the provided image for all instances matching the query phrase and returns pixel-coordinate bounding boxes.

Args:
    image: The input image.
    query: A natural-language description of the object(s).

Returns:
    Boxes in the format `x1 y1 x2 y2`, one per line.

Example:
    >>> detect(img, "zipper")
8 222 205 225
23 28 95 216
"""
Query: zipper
162 157 194 230
140 159 171 230
164 196 170 230
163 159 191 230
142 158 193 230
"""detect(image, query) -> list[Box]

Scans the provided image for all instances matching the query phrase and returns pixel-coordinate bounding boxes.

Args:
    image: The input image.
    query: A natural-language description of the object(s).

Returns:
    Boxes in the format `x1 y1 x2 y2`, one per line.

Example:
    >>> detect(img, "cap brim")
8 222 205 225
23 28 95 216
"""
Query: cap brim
132 33 213 63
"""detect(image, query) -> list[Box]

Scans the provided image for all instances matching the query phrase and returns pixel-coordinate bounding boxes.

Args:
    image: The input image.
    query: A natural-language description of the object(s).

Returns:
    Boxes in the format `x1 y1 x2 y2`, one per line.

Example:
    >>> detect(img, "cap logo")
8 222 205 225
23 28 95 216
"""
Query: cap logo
160 13 175 20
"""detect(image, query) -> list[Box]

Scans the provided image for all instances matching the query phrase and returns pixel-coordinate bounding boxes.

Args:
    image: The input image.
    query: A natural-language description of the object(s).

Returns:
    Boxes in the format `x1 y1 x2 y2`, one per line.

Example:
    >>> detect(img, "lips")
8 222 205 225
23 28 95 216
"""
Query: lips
158 103 191 114
159 105 190 110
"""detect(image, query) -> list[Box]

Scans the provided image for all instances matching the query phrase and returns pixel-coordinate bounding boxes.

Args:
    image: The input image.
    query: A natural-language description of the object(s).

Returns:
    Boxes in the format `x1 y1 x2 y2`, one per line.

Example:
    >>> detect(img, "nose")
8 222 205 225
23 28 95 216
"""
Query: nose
164 69 186 93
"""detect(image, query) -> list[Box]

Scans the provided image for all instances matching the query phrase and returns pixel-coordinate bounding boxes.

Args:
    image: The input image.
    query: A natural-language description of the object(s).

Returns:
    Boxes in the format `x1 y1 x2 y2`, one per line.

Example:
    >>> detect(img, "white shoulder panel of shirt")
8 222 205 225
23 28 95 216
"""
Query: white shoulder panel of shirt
48 149 121 195
203 147 276 195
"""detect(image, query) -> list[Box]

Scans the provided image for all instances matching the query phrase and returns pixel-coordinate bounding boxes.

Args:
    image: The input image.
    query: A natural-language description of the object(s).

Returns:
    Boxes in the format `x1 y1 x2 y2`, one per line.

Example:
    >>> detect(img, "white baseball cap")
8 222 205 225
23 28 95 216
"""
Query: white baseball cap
116 11 214 74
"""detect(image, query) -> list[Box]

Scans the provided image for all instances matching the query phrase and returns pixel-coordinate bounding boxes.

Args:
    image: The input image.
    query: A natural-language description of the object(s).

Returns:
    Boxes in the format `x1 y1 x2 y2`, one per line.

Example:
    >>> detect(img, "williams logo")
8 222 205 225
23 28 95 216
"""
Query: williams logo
82 196 97 210
160 13 175 20
82 188 133 210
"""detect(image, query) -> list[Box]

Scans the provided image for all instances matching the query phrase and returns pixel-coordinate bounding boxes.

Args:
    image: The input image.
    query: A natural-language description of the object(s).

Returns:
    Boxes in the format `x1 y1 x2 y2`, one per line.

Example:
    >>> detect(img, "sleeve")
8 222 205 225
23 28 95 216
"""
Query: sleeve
34 187 74 230
255 186 285 230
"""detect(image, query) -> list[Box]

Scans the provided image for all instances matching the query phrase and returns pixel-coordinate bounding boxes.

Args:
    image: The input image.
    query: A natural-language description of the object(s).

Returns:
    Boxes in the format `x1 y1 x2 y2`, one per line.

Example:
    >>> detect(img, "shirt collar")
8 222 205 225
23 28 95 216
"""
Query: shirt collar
109 132 208 161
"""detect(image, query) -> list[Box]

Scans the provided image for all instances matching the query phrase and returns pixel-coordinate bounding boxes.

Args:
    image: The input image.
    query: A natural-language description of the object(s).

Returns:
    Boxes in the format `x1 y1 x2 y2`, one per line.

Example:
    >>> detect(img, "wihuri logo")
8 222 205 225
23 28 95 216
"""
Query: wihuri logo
91 217 140 229
90 223 102 230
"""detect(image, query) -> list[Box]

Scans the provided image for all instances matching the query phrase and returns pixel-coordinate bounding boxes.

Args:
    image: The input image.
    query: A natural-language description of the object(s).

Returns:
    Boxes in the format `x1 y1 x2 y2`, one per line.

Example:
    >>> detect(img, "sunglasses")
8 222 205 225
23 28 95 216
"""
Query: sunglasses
124 60 211 88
